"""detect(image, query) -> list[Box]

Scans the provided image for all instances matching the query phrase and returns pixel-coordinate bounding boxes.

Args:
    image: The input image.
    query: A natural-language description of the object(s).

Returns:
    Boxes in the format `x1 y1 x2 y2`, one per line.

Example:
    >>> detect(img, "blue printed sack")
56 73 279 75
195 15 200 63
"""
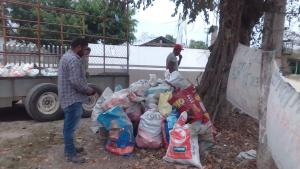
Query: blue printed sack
162 107 180 149
97 106 135 156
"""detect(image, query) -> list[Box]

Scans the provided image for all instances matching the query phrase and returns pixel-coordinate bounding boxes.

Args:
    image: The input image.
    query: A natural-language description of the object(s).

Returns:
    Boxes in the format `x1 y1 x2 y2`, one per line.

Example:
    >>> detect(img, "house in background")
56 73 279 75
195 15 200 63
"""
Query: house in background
288 47 300 75
282 40 300 75
135 36 175 47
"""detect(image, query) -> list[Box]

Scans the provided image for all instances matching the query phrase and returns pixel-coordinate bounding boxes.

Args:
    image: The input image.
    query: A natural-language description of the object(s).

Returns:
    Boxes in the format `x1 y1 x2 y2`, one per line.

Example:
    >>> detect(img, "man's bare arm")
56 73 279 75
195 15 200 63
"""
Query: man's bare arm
167 61 174 72
178 55 182 66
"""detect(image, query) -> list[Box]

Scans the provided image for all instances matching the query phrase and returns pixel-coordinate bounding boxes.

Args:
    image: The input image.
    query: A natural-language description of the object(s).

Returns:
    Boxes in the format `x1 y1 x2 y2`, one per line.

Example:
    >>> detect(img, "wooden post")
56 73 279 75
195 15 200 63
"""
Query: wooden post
257 51 277 169
257 0 286 168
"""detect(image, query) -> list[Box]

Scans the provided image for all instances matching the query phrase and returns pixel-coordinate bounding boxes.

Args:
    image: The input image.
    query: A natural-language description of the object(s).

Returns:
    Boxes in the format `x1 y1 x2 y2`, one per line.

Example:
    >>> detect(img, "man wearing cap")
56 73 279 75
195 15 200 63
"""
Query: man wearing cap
81 47 91 75
166 44 183 73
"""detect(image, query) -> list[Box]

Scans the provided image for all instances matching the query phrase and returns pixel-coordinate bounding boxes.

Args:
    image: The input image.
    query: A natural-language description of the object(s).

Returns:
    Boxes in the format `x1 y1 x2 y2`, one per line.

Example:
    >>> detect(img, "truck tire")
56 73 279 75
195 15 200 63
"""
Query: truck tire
25 83 63 122
82 83 102 118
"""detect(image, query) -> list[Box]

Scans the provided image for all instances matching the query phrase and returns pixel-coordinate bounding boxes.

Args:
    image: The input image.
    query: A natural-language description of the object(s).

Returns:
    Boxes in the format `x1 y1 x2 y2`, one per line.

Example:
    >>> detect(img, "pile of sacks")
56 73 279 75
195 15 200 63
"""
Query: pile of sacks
91 70 217 168
0 62 58 77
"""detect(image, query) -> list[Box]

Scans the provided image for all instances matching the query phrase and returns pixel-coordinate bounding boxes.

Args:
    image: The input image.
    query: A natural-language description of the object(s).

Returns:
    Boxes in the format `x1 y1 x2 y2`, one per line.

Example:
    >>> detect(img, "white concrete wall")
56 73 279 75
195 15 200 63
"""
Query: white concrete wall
88 44 210 68
88 44 209 84
129 46 209 68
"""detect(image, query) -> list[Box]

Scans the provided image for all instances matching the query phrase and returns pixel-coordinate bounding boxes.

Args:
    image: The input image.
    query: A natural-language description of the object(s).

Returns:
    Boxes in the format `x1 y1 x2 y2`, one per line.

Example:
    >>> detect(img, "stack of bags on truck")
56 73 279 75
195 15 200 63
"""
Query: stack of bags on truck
0 63 36 77
0 62 58 77
91 70 217 168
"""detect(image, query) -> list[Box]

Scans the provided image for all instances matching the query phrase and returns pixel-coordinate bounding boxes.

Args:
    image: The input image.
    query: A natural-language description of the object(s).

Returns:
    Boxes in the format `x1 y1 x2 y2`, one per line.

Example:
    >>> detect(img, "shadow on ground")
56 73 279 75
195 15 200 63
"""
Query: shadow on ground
0 104 33 122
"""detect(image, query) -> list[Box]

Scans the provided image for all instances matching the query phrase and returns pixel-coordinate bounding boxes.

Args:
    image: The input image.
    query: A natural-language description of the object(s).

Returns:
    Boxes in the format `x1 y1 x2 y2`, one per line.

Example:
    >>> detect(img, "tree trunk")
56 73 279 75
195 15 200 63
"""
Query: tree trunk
197 0 264 122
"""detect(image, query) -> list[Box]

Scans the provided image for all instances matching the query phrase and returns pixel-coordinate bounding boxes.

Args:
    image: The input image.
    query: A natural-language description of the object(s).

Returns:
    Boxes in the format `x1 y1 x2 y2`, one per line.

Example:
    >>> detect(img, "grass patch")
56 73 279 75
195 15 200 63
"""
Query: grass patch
0 130 63 169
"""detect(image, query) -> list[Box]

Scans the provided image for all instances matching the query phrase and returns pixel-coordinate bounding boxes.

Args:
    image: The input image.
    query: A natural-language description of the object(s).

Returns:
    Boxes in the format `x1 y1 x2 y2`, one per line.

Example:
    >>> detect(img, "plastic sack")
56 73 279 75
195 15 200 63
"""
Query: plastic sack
9 65 20 77
163 111 207 168
125 105 142 122
202 112 217 137
114 84 123 92
0 68 9 77
148 82 171 95
162 107 180 150
129 80 148 97
143 92 160 112
0 68 5 77
41 68 58 76
168 85 204 123
102 89 145 111
198 127 215 158
148 74 157 87
91 87 113 134
30 69 39 76
130 74 157 97
143 102 158 113
157 78 164 84
1 64 14 77
97 106 135 156
168 85 217 136
158 92 173 117
11 70 26 77
135 109 164 149
21 63 34 76
165 69 189 90
146 91 161 105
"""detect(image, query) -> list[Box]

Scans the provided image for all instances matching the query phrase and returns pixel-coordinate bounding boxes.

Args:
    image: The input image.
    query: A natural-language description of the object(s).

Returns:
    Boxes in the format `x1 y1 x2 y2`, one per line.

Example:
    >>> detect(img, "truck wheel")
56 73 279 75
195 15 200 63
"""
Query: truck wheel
25 83 63 122
82 83 102 118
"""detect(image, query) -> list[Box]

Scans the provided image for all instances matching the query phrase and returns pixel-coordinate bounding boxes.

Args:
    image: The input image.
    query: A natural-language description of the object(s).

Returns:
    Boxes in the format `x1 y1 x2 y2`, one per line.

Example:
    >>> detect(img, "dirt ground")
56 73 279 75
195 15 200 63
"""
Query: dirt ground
0 105 258 169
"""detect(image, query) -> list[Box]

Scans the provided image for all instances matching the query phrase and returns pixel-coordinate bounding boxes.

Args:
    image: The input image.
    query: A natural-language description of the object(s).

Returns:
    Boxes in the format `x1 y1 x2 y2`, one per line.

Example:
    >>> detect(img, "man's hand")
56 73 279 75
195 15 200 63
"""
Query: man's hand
85 71 90 77
178 55 182 66
87 88 96 96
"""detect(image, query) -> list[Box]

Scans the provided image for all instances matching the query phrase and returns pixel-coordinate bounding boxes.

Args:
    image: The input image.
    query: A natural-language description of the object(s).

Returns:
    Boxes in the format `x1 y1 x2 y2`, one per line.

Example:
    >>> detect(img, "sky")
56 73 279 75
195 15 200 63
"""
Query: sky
132 0 300 47
132 0 216 44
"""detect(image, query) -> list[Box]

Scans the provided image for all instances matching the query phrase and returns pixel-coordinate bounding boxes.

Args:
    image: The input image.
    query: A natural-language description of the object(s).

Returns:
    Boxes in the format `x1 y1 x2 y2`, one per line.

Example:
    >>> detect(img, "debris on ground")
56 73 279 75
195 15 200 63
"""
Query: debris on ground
236 149 257 162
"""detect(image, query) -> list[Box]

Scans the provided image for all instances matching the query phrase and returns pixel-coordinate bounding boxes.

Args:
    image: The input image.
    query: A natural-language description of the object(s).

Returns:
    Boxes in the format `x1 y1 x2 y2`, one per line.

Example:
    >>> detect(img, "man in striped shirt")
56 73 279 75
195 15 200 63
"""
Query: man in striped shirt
58 38 95 163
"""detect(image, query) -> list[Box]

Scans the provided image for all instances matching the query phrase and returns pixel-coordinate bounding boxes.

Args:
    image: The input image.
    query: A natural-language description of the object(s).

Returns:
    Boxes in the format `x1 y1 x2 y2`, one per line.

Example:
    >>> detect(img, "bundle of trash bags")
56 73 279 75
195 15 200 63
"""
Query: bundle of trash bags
91 69 217 168
0 62 58 77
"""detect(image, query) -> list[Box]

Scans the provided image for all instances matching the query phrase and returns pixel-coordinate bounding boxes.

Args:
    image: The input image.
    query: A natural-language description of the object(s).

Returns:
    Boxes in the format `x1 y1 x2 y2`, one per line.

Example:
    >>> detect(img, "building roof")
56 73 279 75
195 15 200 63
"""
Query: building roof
135 36 175 47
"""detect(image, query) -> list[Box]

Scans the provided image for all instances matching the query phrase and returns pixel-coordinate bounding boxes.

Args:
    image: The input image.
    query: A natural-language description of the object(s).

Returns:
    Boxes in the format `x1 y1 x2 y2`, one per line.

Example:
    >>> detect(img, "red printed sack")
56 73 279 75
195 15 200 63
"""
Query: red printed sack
168 85 204 123
168 85 217 136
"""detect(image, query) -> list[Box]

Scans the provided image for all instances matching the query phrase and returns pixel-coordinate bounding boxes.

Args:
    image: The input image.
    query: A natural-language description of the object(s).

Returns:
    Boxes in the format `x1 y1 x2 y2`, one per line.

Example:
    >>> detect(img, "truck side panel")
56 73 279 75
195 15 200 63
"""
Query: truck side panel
0 79 13 107
14 78 55 97
0 75 129 108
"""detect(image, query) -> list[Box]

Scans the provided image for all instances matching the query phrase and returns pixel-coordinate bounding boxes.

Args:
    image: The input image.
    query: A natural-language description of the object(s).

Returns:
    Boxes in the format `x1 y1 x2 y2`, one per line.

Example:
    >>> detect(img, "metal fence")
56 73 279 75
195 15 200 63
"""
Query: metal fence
0 0 129 77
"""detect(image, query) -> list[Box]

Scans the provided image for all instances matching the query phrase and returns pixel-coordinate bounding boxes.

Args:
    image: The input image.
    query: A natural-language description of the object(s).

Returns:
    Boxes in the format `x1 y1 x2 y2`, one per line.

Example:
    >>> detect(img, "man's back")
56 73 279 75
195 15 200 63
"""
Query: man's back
166 52 178 72
58 50 89 109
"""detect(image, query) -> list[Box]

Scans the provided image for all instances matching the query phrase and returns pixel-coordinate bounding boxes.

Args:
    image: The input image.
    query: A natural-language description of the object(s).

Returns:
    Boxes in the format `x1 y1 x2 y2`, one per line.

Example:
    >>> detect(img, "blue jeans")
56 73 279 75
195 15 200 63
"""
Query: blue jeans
63 102 83 156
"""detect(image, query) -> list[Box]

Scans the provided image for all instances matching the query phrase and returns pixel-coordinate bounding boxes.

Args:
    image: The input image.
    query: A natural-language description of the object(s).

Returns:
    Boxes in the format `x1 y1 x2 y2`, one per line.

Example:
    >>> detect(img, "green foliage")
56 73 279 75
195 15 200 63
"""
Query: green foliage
189 40 207 49
165 34 176 43
6 0 137 45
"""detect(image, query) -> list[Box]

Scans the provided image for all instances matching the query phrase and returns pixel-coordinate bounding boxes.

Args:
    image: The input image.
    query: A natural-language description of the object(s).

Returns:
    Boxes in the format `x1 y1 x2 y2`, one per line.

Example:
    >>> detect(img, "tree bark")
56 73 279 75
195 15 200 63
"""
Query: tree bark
197 0 264 122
